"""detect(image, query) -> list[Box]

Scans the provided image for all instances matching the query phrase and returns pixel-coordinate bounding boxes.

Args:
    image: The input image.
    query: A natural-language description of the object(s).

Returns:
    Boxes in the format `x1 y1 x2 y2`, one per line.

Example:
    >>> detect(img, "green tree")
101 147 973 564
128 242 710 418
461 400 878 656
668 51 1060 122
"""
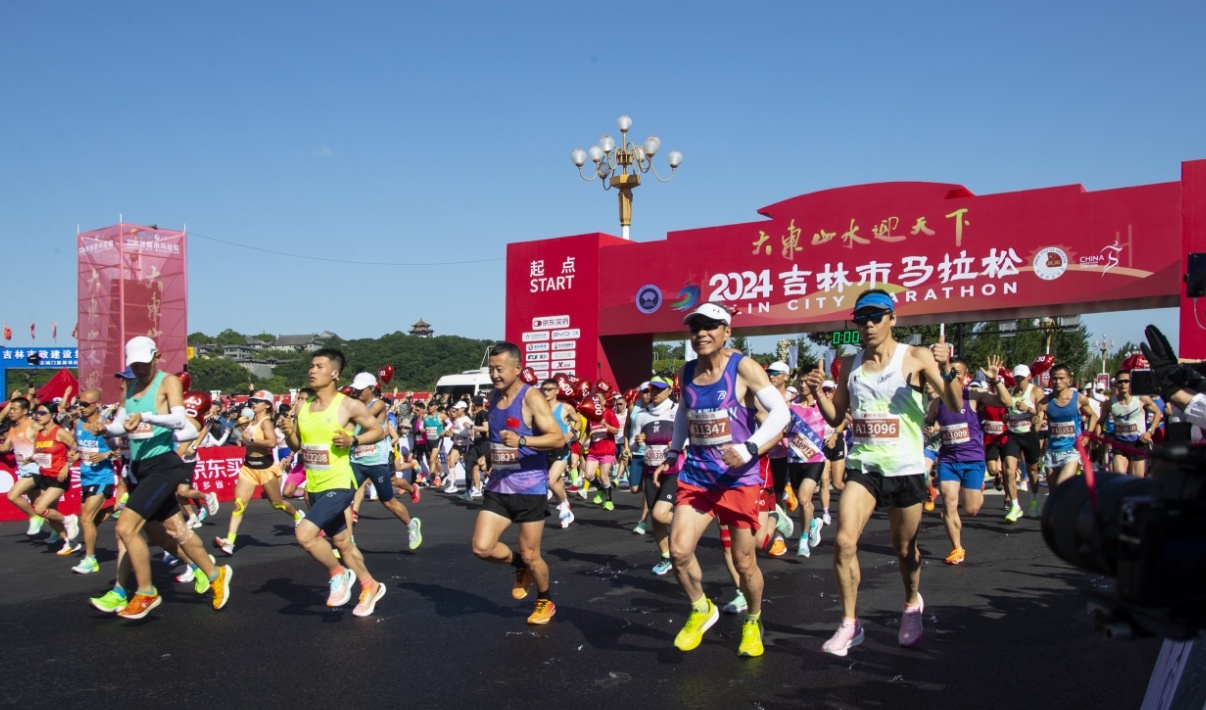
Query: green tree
214 329 247 346
187 357 257 394
188 331 211 345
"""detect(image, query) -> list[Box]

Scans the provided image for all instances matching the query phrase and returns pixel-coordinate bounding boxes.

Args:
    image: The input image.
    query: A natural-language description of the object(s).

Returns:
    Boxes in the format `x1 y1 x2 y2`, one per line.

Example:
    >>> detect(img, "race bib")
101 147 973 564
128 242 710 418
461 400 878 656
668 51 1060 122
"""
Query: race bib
1115 422 1140 436
1007 411 1032 432
79 441 100 454
940 423 970 446
1050 421 1077 439
32 453 52 468
127 421 156 440
981 420 1005 435
790 434 820 461
353 444 377 458
425 426 439 438
490 443 520 469
590 423 610 443
644 445 668 466
688 409 732 446
852 412 901 445
301 444 331 471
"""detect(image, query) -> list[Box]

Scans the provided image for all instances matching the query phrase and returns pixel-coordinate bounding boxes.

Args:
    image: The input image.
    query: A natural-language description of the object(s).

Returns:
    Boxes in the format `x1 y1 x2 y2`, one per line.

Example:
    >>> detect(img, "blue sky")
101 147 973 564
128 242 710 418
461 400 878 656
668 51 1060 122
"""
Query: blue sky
1 1 1200 354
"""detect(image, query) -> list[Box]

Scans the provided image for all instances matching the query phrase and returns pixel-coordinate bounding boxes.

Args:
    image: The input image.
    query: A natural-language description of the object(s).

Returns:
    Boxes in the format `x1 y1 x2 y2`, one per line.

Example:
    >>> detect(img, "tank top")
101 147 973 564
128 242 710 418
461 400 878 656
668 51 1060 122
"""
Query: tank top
588 409 618 457
243 418 276 469
1110 397 1145 442
297 393 357 493
680 352 761 489
10 420 39 475
351 400 390 465
846 343 926 477
35 425 68 477
979 404 1008 446
1006 387 1035 434
125 371 175 460
787 402 827 464
1046 393 1081 453
413 415 428 445
75 420 114 486
936 387 986 462
485 384 547 495
769 391 791 460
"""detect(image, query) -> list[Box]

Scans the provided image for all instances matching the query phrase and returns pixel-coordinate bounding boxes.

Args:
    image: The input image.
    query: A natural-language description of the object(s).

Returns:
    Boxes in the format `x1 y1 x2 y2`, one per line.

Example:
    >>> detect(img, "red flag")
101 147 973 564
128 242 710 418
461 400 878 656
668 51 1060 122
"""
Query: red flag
71 323 78 339
30 323 35 340
2 324 10 341
51 322 57 341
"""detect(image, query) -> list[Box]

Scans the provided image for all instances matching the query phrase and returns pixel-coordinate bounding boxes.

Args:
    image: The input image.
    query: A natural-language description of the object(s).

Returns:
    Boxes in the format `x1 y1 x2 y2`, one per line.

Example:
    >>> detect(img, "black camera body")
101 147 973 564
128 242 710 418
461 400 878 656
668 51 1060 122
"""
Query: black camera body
1042 446 1206 641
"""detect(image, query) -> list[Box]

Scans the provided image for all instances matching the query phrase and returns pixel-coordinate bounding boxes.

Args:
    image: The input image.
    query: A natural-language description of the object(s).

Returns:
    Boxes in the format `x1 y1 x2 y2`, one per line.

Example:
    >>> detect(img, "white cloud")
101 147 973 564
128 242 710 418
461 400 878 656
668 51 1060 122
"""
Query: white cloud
310 145 334 158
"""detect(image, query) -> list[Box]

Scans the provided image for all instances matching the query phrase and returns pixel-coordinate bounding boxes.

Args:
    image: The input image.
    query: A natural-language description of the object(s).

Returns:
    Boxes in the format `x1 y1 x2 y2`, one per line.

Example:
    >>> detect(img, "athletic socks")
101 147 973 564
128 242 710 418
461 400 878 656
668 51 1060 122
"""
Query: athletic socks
691 596 710 613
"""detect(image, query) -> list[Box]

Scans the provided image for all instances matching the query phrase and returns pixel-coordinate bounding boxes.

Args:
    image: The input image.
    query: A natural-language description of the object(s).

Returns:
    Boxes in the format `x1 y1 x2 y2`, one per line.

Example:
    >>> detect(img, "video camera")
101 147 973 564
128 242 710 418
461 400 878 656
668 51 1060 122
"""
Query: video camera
1042 325 1206 642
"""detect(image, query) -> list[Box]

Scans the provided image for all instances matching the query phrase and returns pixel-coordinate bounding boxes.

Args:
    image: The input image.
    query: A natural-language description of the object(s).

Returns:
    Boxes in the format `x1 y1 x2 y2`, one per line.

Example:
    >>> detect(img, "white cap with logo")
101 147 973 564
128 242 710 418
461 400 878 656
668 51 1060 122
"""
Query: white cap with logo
125 336 158 367
351 373 377 390
681 303 732 326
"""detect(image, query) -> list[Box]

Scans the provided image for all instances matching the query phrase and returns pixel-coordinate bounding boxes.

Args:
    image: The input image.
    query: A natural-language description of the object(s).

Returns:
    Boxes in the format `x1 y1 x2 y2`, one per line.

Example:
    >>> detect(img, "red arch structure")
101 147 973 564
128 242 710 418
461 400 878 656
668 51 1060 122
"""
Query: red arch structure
505 159 1206 388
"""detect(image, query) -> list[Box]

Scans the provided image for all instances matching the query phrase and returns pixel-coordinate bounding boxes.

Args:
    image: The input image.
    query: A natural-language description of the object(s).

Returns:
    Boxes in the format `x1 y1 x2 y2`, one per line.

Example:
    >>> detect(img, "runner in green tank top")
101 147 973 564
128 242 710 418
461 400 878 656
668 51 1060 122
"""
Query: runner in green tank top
280 348 390 617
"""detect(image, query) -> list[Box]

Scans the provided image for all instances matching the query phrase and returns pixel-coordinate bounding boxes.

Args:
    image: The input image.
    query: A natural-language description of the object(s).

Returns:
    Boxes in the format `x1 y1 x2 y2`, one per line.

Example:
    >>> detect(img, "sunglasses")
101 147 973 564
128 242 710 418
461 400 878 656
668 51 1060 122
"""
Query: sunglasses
688 319 725 333
80 400 100 407
541 387 557 392
32 411 49 417
852 309 892 326
1115 379 1130 385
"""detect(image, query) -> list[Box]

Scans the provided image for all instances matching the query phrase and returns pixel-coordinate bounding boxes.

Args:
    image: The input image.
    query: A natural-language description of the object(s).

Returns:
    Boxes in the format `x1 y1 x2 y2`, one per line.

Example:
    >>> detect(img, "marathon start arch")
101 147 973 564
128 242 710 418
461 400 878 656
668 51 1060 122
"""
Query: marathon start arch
506 159 1206 388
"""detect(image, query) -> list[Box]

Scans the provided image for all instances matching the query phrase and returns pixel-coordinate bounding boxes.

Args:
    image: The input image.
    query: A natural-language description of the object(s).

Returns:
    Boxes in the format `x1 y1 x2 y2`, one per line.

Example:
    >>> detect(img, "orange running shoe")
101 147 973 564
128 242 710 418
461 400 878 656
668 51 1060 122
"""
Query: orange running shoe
768 537 787 557
527 598 556 625
117 590 162 620
944 547 966 565
924 486 937 512
512 565 532 600
783 483 799 512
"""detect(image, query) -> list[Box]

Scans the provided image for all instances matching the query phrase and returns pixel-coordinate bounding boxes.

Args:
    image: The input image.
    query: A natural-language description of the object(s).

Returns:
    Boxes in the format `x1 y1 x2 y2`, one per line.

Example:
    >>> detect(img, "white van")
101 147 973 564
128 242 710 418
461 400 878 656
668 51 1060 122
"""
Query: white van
434 368 493 400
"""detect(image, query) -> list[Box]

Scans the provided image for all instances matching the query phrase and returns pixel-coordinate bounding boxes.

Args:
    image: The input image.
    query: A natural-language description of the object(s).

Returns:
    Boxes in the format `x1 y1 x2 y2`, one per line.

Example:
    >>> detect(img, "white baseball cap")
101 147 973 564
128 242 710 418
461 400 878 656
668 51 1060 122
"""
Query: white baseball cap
1012 364 1031 378
682 303 732 326
249 389 274 404
786 385 799 394
821 380 836 390
766 361 790 375
452 401 468 410
125 336 158 366
351 372 377 390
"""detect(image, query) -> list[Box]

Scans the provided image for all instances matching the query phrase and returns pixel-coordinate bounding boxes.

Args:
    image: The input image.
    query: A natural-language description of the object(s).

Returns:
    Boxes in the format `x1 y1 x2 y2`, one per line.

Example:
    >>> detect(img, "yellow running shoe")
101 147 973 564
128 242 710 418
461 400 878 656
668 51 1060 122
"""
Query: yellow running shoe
738 617 764 657
512 565 532 600
528 598 556 625
674 599 719 651
944 547 966 565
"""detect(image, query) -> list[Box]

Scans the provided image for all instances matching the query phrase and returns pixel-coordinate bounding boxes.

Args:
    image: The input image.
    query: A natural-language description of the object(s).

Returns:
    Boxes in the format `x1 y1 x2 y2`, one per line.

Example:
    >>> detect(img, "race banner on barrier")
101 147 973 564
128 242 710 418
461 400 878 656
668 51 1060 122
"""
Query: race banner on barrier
0 446 253 523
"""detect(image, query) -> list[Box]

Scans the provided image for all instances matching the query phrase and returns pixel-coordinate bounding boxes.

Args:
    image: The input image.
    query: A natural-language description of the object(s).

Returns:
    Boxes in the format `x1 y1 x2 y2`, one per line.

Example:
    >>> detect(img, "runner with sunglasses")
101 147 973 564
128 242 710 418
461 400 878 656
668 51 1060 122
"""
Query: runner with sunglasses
1104 369 1162 477
69 389 119 573
1 397 47 537
803 288 960 656
346 373 421 551
29 402 81 556
1035 364 1099 489
540 379 576 528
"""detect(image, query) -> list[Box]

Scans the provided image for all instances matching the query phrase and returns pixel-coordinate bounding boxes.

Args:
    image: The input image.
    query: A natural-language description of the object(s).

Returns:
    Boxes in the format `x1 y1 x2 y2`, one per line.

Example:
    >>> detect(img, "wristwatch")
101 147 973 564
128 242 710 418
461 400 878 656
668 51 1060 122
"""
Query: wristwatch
351 435 360 448
519 435 527 447
744 441 759 457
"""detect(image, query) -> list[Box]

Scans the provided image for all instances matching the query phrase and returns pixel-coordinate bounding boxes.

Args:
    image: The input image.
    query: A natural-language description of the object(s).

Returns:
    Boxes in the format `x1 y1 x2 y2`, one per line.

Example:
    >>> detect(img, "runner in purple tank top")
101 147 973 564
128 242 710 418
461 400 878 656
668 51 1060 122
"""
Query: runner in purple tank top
650 303 790 659
469 342 567 626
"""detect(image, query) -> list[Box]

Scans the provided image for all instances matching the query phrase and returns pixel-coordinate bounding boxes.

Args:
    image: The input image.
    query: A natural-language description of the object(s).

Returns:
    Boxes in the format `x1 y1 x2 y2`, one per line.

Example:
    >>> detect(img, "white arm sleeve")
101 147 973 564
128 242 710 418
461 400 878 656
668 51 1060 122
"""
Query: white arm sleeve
142 406 189 430
105 408 129 437
172 419 200 443
746 385 790 452
669 402 690 452
1183 393 1206 429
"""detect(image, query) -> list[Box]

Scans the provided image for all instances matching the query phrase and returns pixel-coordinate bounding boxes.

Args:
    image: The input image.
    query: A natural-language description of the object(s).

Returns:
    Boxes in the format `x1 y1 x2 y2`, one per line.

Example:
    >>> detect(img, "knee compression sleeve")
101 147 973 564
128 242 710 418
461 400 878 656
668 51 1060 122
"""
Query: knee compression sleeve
720 528 733 550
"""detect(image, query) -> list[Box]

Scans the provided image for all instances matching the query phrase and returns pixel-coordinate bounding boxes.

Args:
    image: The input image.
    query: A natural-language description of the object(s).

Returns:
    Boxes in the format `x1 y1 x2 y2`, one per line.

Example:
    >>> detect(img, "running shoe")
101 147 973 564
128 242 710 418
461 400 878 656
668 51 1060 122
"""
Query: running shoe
722 590 748 614
188 515 202 530
616 476 630 488
353 581 386 617
56 540 81 557
783 483 798 512
1004 497 1013 511
558 507 575 529
592 492 603 505
176 566 196 584
410 486 421 504
204 492 220 516
652 557 673 575
196 507 209 524
459 490 474 502
632 521 647 535
213 537 235 555
192 556 216 594
797 533 811 558
63 514 80 543
327 568 354 607
90 589 128 613
944 547 966 565
72 557 100 574
443 479 458 494
774 505 794 538
602 500 614 511
822 619 864 656
738 617 764 657
899 594 924 647
512 565 533 600
1005 503 1024 523
821 510 832 526
768 536 787 557
117 590 162 620
469 488 483 500
46 531 62 545
161 552 179 567
808 517 823 548
408 519 423 551
211 565 233 610
26 515 45 536
674 599 719 651
1029 499 1042 518
528 598 556 625
924 486 937 512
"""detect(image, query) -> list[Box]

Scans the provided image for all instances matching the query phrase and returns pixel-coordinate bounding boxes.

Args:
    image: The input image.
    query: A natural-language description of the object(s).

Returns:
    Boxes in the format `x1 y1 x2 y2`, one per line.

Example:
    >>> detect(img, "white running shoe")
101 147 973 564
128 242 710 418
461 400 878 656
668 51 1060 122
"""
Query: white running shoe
821 510 832 526
176 566 196 584
204 492 220 516
26 516 45 536
63 514 80 543
559 507 575 529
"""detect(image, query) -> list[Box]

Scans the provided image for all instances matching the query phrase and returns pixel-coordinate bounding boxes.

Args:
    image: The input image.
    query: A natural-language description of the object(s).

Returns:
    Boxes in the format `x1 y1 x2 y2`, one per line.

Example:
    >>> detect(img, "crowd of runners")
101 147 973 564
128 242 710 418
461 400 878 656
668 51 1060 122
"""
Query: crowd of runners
0 289 1173 657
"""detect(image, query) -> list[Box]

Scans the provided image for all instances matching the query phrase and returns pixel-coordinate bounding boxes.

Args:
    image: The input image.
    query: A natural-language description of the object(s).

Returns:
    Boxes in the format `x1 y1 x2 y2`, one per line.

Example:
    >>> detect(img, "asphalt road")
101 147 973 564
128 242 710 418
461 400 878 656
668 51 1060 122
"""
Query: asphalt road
1 486 1160 709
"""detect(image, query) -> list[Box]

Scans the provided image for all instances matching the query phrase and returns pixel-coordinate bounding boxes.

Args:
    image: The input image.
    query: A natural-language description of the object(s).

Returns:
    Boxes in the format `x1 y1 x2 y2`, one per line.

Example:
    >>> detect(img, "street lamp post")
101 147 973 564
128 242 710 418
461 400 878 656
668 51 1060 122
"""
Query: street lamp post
1039 317 1060 355
1092 333 1115 375
571 115 682 240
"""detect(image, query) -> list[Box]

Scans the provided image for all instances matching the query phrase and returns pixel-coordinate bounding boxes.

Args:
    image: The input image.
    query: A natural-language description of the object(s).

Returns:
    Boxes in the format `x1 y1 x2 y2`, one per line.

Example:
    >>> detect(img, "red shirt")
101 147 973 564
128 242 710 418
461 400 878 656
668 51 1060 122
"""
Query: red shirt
587 408 620 457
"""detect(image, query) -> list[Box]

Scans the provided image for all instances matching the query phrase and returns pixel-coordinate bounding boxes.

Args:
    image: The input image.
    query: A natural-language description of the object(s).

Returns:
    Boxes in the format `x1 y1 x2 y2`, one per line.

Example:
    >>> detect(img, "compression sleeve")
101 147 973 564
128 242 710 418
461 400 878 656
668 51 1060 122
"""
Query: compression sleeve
732 386 791 464
105 408 129 437
172 419 200 442
142 406 189 430
669 401 690 452
1183 393 1206 430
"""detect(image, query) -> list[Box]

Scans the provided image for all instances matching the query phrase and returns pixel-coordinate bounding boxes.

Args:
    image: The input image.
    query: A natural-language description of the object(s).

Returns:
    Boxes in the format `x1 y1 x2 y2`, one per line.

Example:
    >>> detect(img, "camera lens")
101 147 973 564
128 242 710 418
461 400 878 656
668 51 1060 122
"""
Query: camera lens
1041 472 1154 576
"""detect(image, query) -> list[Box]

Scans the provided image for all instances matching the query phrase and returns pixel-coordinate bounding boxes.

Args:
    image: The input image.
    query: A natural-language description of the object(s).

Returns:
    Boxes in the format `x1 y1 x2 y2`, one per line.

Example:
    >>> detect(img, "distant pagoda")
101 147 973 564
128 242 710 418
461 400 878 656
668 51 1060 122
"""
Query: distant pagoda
410 318 433 338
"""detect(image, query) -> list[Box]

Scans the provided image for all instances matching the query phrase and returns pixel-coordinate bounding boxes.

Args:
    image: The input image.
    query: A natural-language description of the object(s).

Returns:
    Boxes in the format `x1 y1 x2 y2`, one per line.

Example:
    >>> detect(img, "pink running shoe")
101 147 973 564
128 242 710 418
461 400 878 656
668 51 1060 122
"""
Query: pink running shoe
898 594 924 647
822 619 864 656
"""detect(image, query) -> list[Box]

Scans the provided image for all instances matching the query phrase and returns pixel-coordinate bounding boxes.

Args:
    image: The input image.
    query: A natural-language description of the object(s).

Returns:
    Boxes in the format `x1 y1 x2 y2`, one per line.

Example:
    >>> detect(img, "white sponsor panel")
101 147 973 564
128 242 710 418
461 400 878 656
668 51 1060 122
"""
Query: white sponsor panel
532 316 571 330
551 340 576 351
550 350 576 361
525 342 549 352
526 353 550 362
522 331 550 342
551 328 580 340
552 359 576 371
532 370 550 380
